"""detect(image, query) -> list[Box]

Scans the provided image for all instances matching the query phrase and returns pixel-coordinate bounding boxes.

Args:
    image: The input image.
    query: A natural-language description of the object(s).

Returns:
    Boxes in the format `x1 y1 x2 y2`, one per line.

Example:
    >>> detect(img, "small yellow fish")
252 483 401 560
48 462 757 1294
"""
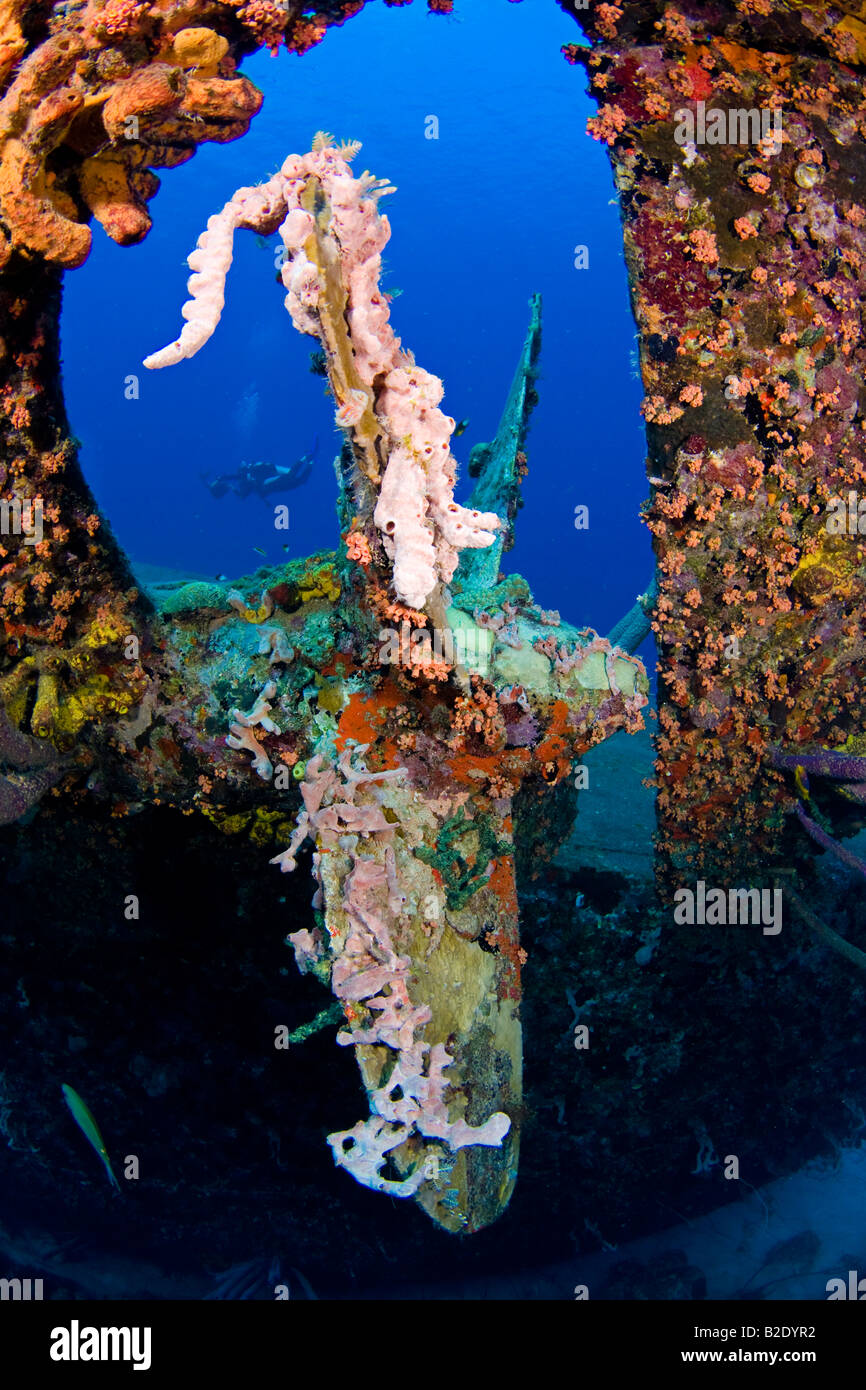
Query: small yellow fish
62 1083 121 1194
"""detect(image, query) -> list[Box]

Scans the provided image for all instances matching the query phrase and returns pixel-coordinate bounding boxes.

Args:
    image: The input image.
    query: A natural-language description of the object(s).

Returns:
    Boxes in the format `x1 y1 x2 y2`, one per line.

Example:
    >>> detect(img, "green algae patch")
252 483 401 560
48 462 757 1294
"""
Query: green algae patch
415 809 511 912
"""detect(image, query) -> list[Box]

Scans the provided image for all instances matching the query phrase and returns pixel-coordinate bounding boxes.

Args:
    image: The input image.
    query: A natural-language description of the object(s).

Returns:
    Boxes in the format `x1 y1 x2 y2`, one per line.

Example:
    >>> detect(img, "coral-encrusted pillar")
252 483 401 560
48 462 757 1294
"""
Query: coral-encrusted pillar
311 773 522 1233
0 251 147 759
0 0 310 775
565 0 866 883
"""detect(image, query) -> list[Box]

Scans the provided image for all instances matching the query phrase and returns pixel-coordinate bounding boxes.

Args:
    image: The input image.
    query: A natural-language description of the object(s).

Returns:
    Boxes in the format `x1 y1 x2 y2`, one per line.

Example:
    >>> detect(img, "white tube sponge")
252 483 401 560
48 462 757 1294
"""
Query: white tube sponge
143 205 237 369
373 448 437 612
144 179 287 369
376 364 500 600
281 250 319 335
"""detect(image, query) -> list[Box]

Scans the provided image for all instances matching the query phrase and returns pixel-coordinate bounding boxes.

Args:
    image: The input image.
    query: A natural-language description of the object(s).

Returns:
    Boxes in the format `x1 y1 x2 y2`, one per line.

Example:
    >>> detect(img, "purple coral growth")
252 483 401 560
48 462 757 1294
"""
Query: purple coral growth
795 802 866 884
769 747 866 781
0 708 63 827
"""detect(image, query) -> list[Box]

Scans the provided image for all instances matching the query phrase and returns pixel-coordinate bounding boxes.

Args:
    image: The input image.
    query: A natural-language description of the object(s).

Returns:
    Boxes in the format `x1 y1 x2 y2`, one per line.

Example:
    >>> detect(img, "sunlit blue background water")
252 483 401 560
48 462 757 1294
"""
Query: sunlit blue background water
62 0 650 638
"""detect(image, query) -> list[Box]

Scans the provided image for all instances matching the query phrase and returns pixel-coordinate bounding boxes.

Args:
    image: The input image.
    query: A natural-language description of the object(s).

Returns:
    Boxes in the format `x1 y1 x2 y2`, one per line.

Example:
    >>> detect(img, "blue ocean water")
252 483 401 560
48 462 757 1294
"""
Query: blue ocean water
61 0 650 638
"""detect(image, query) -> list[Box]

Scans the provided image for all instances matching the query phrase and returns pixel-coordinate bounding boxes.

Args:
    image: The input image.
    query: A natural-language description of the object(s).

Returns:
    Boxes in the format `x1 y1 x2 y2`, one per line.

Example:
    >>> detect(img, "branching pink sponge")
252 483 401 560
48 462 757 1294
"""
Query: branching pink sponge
272 745 511 1197
225 680 282 780
143 133 500 612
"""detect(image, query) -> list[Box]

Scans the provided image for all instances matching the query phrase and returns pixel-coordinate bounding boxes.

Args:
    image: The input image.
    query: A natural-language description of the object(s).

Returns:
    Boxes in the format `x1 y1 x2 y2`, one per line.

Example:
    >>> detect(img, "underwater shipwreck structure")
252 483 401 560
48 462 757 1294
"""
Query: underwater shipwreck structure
138 134 649 1229
1 0 866 1275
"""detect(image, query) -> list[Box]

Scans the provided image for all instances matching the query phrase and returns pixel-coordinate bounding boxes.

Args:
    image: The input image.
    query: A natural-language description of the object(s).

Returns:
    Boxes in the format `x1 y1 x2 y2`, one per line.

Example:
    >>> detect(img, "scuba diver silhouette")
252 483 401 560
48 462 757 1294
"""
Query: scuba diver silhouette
202 439 316 502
